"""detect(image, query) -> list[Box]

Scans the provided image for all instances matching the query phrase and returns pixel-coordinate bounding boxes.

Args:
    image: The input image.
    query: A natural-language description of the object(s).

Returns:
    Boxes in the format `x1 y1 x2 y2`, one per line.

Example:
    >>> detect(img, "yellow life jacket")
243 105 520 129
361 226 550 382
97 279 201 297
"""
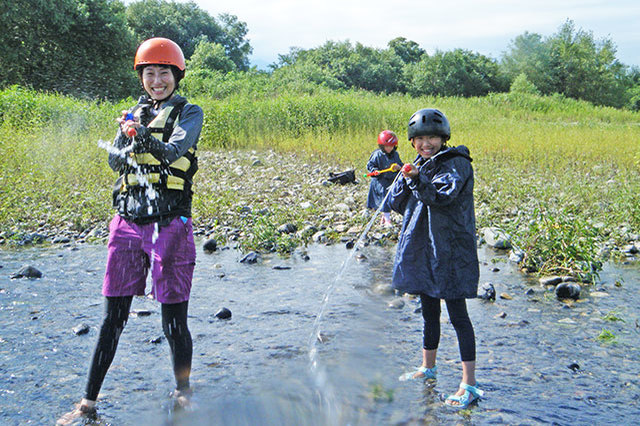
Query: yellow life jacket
118 100 197 193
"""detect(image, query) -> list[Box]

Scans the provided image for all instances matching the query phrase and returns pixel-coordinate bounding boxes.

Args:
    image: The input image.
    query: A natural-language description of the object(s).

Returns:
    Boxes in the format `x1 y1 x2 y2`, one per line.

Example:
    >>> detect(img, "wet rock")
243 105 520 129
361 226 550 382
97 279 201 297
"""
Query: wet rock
11 265 43 279
345 240 355 249
373 283 394 295
312 231 326 243
622 244 639 254
131 310 152 317
203 238 218 253
491 267 500 272
52 236 71 244
20 233 48 245
524 288 535 296
478 283 496 301
482 227 512 249
251 159 262 166
555 282 581 300
277 223 297 234
72 324 90 335
496 312 507 319
509 248 525 263
149 336 163 344
568 362 580 372
214 307 232 320
316 332 330 343
272 265 291 270
240 251 259 264
539 276 563 287
388 298 405 309
355 253 367 262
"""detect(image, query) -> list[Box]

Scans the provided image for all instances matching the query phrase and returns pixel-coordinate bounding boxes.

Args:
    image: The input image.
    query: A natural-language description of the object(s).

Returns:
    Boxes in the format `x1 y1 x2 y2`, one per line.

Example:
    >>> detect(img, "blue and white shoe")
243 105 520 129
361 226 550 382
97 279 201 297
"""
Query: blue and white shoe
398 365 437 381
444 382 484 408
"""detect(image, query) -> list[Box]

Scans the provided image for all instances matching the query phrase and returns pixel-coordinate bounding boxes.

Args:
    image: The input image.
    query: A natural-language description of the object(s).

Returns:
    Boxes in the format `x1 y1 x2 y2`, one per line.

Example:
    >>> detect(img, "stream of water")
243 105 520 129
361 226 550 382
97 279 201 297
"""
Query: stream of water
1 241 639 425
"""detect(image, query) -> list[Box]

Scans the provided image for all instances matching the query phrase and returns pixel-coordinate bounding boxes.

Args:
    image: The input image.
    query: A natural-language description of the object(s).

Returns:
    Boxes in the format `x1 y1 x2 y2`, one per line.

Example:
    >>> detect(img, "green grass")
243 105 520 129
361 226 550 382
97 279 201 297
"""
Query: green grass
0 85 639 278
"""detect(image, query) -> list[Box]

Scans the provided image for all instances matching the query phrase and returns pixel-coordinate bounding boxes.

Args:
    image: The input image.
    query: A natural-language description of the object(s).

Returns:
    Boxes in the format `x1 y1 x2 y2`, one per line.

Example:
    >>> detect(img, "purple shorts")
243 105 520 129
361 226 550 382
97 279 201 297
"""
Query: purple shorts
103 215 196 304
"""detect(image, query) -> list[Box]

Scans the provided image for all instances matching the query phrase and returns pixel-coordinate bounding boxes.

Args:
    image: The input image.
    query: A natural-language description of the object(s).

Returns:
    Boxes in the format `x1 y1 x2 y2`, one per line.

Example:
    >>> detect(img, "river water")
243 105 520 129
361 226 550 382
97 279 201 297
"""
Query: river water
1 241 639 425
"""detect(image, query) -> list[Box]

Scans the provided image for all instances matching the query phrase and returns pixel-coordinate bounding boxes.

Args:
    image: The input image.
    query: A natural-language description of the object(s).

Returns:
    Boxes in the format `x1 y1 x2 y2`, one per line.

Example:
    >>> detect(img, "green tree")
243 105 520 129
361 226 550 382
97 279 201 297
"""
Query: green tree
0 0 137 99
272 40 403 93
126 0 251 70
510 73 540 95
501 31 554 94
546 20 627 107
388 37 425 64
405 49 508 97
187 39 236 73
502 20 632 108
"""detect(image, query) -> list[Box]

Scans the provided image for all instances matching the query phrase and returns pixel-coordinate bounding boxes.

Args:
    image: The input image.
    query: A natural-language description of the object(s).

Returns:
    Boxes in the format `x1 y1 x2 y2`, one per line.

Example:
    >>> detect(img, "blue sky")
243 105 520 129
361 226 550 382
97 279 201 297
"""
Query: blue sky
187 0 640 69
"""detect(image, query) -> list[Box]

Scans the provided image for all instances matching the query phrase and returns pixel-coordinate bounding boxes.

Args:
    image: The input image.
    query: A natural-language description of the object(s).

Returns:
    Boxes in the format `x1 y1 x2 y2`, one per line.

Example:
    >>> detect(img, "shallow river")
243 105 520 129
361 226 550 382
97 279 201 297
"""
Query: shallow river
1 241 639 425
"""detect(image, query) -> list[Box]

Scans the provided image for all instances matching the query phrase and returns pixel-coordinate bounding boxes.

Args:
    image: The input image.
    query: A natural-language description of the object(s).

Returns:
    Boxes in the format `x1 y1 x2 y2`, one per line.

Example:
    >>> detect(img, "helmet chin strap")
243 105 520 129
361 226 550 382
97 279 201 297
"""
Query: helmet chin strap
150 90 175 108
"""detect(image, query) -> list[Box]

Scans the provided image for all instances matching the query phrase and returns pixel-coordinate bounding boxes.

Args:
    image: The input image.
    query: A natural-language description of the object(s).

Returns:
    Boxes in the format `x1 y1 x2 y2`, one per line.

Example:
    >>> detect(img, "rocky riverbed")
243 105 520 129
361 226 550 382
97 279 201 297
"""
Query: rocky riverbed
2 149 639 276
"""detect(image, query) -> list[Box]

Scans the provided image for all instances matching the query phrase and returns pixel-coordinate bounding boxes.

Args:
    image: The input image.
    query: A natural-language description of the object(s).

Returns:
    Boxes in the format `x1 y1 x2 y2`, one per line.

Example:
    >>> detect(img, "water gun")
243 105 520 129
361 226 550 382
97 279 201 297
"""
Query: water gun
364 163 399 177
123 113 137 137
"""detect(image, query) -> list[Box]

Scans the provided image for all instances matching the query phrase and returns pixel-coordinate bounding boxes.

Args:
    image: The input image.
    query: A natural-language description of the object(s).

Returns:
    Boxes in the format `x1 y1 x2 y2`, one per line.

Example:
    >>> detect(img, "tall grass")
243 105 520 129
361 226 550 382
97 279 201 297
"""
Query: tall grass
1 85 638 276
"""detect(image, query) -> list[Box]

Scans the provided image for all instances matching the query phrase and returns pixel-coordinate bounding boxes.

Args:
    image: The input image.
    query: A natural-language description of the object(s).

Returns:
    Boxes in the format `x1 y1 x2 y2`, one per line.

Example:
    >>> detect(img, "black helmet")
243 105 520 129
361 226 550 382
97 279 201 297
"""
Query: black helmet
407 108 451 141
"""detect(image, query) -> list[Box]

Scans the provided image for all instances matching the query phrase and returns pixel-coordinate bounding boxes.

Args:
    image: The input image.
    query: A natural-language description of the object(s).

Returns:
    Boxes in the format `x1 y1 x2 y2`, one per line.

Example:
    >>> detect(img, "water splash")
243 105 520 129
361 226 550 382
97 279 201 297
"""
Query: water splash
307 168 406 420
97 138 160 296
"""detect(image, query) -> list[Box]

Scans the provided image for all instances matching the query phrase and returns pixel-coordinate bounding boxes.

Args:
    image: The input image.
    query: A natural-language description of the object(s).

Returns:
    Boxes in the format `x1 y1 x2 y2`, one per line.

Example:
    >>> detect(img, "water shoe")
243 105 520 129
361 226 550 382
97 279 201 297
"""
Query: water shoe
398 365 437 381
444 382 484 409
56 403 97 425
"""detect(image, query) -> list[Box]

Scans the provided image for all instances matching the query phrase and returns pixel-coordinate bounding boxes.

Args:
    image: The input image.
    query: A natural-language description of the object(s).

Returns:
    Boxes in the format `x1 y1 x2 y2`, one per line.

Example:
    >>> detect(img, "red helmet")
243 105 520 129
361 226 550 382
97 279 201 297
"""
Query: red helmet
377 130 398 146
134 38 185 72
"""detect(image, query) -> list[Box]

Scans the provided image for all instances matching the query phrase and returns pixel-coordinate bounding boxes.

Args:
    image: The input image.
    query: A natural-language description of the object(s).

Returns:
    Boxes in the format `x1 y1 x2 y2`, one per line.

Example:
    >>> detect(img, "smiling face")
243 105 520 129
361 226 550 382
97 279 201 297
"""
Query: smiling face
412 135 444 159
141 65 176 102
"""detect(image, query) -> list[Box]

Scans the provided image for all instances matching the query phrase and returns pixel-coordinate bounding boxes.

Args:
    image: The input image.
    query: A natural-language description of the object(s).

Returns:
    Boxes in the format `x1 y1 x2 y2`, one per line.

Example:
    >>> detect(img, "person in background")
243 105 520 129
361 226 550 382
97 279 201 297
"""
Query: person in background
57 37 203 424
389 108 482 409
366 130 403 226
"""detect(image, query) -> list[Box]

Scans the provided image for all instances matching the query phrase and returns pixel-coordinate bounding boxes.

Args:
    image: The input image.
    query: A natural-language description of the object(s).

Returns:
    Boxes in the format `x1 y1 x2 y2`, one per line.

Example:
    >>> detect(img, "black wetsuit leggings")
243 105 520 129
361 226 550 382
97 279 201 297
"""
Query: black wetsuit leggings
84 296 192 401
420 295 475 362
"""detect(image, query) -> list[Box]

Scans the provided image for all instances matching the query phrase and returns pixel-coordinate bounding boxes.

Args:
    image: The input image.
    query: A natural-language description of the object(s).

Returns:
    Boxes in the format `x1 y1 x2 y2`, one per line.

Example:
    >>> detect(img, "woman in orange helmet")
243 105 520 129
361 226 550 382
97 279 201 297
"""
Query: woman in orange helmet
58 38 203 424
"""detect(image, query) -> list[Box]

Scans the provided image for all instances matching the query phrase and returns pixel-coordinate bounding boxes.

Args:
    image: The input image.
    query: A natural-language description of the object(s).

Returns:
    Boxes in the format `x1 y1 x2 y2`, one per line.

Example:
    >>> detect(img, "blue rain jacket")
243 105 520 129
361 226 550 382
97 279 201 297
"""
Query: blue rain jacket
388 145 479 299
366 149 403 212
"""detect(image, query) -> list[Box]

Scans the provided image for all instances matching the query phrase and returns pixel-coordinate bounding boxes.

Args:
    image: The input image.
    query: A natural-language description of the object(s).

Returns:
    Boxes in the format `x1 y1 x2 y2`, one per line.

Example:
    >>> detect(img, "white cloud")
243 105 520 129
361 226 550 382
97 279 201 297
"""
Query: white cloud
187 0 640 67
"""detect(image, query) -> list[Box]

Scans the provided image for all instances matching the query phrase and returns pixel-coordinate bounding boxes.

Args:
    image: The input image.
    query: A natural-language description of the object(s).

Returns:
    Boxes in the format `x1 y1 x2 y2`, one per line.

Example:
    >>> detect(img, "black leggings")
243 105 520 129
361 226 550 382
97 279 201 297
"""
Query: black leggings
84 296 192 401
420 295 476 362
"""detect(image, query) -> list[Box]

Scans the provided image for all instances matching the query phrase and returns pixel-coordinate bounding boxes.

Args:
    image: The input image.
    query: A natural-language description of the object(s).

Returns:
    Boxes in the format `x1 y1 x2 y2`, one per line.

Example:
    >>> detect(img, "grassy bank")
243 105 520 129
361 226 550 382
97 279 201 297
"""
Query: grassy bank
1 86 639 279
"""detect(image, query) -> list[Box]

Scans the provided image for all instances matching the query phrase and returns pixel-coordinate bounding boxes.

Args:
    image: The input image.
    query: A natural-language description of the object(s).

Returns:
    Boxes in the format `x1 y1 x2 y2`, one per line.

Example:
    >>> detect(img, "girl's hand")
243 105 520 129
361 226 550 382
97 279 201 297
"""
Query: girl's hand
391 163 401 172
401 163 418 179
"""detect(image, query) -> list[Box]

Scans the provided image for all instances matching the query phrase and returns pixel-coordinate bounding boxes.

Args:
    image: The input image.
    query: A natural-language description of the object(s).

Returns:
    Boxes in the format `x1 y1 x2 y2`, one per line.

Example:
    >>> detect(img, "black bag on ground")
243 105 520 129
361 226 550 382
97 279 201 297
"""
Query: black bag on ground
328 170 356 185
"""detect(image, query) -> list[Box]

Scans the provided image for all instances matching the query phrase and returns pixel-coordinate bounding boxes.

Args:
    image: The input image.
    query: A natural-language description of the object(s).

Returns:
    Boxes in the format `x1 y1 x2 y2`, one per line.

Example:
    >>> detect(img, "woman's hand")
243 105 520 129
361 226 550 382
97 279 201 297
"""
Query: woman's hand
117 111 140 137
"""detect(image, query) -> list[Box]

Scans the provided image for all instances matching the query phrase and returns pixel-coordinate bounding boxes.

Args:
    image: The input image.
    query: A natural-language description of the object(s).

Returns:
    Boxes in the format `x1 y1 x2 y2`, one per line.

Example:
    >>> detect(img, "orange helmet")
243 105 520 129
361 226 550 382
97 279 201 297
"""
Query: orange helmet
134 38 185 72
377 130 398 146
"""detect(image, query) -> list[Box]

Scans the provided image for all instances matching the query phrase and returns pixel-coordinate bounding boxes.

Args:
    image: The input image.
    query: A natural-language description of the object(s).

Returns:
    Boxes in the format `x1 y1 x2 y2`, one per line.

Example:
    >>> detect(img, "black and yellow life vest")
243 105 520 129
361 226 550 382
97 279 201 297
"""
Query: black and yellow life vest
118 99 197 193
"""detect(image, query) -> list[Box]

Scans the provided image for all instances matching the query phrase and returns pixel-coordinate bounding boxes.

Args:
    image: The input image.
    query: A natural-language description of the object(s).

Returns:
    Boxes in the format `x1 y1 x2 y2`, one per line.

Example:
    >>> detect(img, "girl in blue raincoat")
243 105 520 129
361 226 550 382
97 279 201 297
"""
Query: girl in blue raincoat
366 130 403 226
389 109 483 409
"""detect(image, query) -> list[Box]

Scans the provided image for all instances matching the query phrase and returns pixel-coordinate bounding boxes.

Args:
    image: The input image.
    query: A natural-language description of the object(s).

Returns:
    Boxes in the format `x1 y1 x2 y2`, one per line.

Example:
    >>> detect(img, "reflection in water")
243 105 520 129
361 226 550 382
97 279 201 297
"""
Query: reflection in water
0 243 638 424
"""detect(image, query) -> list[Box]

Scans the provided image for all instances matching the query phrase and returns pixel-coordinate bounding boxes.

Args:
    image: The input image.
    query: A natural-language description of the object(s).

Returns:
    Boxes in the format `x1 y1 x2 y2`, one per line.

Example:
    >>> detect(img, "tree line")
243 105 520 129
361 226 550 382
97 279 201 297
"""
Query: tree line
0 0 250 99
2 1 639 110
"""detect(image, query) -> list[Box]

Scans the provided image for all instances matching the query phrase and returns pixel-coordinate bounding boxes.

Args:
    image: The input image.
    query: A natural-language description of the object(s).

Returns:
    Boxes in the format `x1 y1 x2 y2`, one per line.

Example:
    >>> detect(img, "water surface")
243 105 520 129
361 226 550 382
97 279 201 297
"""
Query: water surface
1 242 639 424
